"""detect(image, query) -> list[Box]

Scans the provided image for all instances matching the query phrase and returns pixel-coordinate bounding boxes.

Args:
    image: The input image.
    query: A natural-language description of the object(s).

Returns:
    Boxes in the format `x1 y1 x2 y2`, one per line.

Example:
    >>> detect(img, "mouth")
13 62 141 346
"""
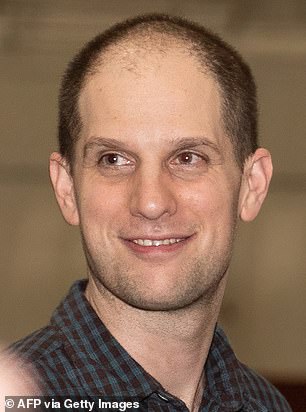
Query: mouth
122 234 194 258
131 238 184 247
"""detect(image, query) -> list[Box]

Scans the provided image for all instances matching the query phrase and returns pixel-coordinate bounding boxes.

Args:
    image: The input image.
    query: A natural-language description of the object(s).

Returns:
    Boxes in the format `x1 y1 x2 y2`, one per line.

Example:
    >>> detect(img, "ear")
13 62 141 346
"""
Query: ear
49 152 80 226
238 148 273 222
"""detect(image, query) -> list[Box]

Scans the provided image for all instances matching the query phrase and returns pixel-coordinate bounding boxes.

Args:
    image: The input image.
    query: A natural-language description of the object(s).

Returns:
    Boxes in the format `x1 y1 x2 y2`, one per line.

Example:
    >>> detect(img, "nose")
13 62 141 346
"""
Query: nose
129 167 177 220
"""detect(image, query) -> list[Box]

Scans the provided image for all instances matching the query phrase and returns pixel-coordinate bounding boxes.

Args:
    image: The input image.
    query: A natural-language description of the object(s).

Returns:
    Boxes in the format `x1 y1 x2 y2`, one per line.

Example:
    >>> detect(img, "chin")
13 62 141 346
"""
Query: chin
109 286 211 312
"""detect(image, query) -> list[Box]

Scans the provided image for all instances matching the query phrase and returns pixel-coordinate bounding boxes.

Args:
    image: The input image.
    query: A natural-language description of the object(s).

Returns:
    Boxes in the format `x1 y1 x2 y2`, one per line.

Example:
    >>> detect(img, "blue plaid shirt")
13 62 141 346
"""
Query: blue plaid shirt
10 280 291 411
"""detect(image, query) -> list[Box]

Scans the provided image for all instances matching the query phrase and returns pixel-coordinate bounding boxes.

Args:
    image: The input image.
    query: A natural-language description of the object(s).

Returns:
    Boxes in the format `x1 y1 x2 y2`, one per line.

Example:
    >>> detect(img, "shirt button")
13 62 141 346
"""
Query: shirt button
157 392 169 402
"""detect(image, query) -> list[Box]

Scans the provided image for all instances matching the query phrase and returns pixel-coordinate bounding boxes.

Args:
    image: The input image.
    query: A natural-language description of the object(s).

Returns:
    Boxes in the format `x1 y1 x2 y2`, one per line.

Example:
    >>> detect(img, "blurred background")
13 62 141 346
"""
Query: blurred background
0 0 305 408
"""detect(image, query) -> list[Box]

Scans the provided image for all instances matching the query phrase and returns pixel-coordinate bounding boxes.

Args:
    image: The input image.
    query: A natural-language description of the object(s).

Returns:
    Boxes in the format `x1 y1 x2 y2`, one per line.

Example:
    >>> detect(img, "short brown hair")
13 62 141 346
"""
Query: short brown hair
58 13 258 170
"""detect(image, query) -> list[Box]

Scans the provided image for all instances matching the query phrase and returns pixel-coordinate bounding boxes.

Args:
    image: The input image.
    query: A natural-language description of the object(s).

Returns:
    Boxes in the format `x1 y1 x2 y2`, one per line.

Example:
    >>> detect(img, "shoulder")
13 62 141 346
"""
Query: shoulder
7 326 82 396
213 327 292 411
237 360 292 411
9 325 60 362
8 325 61 363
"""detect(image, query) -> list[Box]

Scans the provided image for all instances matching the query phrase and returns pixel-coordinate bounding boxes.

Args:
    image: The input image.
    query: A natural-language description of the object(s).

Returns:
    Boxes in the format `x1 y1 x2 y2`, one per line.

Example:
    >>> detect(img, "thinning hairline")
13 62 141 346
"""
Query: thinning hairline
85 29 211 80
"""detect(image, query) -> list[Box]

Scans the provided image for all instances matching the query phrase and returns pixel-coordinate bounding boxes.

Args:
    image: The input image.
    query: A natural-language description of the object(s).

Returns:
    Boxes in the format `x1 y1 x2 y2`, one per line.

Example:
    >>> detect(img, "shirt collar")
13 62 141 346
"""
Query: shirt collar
51 280 160 399
202 326 245 410
51 280 247 409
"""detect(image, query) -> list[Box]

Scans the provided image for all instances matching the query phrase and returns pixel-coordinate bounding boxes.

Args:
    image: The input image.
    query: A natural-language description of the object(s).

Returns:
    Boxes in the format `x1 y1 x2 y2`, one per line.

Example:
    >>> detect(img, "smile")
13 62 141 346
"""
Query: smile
132 238 184 246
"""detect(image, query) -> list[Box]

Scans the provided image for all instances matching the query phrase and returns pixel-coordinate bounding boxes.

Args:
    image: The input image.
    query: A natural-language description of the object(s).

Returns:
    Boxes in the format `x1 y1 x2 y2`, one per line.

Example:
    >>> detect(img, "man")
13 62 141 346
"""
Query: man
0 350 38 411
10 14 291 411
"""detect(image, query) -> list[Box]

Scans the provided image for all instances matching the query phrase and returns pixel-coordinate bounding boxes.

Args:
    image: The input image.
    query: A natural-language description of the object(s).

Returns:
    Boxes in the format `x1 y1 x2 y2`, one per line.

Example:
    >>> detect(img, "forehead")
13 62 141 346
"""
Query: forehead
78 47 229 153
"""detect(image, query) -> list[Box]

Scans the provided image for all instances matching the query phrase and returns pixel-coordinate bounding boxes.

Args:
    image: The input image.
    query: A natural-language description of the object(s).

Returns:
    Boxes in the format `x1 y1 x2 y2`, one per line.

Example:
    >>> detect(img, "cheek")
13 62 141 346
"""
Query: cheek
77 182 126 228
181 181 230 210
180 181 239 229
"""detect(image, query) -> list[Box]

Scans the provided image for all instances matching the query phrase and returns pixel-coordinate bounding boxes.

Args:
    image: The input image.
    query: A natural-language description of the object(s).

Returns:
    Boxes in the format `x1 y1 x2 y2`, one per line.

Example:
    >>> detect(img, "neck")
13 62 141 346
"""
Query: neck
85 275 227 411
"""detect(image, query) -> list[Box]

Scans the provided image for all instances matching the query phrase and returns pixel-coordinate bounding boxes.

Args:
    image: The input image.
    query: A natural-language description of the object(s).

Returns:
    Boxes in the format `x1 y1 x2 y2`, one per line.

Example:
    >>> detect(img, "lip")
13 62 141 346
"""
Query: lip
121 234 195 258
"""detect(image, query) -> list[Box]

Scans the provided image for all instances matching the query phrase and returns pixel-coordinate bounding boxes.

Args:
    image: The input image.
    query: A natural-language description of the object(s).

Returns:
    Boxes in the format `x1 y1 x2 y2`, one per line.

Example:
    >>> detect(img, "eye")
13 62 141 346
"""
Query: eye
174 151 207 165
99 153 131 166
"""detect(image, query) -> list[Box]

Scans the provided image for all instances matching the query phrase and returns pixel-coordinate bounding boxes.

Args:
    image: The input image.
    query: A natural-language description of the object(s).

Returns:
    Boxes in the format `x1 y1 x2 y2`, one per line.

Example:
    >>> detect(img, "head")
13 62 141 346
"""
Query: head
50 14 272 312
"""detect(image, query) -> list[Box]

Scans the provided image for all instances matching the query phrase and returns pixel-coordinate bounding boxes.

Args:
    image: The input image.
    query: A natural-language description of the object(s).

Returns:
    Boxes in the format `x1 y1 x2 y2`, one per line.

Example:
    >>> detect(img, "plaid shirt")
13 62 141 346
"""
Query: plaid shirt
10 280 291 411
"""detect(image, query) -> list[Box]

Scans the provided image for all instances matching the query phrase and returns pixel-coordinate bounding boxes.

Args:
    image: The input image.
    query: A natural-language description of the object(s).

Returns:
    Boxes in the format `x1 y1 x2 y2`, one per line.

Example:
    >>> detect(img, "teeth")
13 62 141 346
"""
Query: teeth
132 238 183 246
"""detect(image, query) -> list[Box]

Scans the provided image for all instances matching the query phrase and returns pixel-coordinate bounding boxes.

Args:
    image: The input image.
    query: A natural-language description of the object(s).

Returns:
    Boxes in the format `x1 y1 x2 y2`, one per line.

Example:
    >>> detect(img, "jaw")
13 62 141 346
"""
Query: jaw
84 235 231 314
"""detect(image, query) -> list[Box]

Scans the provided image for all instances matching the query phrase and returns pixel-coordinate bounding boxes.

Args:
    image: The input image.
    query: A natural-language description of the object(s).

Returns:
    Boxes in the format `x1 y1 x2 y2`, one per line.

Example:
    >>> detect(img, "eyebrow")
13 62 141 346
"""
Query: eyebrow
83 137 131 159
169 136 221 155
83 135 222 158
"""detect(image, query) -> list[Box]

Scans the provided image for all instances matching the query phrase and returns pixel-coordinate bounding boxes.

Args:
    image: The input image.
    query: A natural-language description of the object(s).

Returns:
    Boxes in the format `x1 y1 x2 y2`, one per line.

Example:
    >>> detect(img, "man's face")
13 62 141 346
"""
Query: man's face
71 50 242 311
